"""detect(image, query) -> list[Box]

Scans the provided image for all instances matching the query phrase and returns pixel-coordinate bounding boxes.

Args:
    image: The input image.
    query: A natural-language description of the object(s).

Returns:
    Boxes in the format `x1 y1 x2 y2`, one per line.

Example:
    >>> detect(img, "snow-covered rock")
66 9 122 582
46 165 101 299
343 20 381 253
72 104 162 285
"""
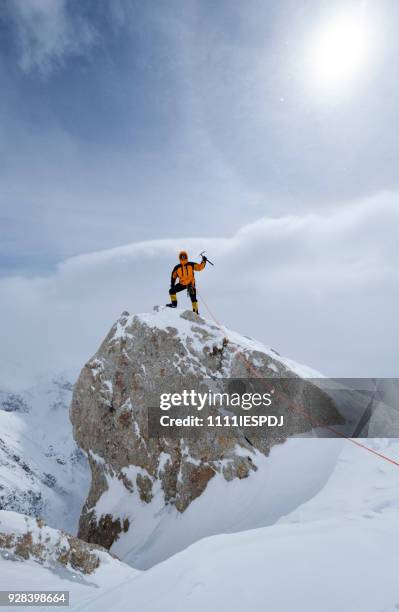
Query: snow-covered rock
0 511 111 575
0 510 138 609
70 307 343 567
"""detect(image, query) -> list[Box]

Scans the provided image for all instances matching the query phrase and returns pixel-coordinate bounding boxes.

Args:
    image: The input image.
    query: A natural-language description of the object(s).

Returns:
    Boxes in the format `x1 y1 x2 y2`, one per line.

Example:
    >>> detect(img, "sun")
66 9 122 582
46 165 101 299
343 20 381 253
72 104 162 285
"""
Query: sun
305 9 375 97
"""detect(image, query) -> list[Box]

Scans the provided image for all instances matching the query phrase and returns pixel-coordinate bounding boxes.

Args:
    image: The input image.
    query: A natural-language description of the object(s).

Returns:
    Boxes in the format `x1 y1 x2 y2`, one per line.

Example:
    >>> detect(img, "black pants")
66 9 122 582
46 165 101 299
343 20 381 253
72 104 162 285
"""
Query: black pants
170 283 197 303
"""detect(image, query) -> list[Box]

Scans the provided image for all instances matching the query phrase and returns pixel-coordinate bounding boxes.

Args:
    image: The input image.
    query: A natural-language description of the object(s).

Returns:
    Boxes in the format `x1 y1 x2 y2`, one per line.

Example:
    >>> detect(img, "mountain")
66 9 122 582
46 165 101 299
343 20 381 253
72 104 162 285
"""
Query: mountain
0 374 89 534
70 307 343 568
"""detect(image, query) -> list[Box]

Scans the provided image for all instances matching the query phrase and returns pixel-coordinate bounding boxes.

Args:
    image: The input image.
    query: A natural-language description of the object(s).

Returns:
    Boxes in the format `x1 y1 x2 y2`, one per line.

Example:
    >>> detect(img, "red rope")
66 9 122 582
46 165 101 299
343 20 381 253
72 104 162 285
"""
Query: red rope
197 290 399 469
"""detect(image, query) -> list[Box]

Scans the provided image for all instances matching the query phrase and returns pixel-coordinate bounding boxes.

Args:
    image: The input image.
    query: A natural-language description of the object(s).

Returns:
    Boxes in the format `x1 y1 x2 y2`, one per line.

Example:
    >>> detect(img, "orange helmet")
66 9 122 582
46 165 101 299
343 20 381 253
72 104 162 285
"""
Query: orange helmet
179 250 188 261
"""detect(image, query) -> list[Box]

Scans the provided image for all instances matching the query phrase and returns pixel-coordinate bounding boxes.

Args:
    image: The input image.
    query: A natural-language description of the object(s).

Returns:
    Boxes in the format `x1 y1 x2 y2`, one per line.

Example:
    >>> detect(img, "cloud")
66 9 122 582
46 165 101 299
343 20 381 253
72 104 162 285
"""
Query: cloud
0 193 397 388
5 0 98 75
2 0 399 282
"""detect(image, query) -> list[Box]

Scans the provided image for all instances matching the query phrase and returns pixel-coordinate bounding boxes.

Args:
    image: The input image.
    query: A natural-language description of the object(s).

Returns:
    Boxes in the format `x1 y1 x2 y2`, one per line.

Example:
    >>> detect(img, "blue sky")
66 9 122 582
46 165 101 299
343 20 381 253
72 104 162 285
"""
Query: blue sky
0 0 398 381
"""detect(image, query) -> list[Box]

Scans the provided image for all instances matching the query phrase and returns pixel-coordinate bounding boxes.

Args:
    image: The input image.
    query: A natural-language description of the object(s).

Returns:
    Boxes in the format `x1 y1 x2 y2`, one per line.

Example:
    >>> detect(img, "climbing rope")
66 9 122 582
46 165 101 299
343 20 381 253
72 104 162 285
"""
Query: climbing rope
197 289 399 469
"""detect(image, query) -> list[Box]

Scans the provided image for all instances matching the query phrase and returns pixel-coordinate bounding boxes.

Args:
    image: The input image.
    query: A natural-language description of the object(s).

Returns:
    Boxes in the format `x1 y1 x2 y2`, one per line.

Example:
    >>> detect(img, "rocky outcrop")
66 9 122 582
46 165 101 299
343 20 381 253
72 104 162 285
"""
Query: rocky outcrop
0 510 115 576
70 307 343 558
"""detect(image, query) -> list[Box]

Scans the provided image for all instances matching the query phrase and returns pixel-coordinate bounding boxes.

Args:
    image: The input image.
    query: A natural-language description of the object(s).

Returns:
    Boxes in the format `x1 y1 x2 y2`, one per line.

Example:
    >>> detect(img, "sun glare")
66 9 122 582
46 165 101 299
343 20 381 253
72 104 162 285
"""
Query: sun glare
306 10 375 97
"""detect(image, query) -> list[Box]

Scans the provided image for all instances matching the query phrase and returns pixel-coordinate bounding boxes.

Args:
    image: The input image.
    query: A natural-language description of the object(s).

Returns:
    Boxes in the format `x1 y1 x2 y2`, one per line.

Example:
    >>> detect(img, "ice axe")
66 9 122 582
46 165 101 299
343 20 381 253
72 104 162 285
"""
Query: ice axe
199 251 214 266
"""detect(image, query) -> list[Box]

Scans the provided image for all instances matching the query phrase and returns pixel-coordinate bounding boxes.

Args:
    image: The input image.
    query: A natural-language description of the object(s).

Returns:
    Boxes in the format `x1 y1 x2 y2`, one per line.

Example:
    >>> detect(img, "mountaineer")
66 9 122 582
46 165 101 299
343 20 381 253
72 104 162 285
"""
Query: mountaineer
166 250 207 314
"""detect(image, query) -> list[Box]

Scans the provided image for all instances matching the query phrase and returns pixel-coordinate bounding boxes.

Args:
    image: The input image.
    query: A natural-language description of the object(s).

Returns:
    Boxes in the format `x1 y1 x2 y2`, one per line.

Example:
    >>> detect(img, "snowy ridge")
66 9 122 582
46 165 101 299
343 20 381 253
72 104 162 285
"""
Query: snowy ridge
112 306 323 378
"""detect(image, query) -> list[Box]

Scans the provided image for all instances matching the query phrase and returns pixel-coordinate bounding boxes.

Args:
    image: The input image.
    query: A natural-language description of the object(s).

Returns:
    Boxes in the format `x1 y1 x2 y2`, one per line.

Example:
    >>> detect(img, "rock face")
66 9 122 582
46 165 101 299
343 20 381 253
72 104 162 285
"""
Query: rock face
70 308 342 560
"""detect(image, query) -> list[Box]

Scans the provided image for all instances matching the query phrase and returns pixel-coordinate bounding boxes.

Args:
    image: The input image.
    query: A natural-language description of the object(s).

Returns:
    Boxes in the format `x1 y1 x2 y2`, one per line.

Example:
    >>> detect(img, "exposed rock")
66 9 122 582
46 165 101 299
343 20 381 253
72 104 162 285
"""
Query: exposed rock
0 392 29 413
0 511 115 576
70 308 343 557
84 513 129 550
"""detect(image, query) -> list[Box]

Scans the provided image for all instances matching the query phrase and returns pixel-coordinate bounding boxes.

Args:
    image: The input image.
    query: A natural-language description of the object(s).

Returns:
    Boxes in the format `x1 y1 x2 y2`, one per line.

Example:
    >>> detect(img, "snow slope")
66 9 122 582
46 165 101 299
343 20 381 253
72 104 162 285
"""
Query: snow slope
107 438 344 569
73 439 399 612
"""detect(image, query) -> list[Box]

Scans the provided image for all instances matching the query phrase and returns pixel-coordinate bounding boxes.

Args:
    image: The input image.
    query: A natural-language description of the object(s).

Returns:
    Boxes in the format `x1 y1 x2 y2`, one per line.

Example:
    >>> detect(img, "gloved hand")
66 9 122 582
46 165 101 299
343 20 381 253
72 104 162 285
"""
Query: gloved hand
202 255 207 262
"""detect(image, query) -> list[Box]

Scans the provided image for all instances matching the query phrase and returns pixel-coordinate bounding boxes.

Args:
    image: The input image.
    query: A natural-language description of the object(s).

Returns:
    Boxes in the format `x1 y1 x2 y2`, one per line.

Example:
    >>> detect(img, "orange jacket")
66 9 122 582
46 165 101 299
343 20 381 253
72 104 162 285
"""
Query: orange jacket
171 258 206 287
